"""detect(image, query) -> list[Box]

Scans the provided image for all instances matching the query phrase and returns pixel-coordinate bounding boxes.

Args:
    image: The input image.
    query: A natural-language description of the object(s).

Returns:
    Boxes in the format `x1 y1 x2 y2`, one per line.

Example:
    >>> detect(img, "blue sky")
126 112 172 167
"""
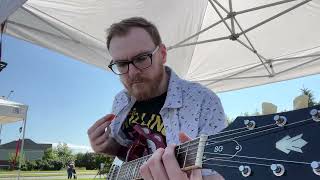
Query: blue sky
0 35 319 152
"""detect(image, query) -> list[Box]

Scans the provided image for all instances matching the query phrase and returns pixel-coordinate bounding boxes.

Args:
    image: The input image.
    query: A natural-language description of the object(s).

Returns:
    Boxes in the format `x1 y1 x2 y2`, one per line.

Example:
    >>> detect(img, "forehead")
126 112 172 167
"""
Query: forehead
109 27 155 60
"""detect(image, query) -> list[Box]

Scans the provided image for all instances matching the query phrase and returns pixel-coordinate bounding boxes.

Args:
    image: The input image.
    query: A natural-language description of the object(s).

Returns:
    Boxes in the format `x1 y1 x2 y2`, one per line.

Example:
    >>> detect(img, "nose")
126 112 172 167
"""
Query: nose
128 63 141 77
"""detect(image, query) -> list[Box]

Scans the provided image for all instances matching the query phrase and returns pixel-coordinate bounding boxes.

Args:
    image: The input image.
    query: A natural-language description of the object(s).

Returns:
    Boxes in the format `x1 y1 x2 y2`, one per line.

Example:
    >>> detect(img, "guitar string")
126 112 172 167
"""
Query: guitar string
184 151 310 166
177 117 313 155
177 118 312 153
173 117 313 167
117 156 150 179
177 116 314 152
113 117 315 179
203 157 271 167
176 113 313 151
202 163 238 169
176 120 274 151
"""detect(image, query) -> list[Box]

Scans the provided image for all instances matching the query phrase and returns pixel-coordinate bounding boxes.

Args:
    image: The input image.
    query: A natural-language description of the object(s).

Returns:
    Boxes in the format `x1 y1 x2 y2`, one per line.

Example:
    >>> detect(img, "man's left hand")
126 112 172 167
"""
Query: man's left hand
139 132 202 180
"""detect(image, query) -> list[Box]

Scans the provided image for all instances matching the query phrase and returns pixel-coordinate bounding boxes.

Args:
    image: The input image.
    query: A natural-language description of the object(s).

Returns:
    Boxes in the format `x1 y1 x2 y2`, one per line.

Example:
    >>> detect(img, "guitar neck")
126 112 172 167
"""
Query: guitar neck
110 135 208 180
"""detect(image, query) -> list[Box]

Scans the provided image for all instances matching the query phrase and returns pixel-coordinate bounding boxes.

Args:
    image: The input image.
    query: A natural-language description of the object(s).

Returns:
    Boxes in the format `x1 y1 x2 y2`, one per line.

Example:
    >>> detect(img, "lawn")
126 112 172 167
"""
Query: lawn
0 170 98 178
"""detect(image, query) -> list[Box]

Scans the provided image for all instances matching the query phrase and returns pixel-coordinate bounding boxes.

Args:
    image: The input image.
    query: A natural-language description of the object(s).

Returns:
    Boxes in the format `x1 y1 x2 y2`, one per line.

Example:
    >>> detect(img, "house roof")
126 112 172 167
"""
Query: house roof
0 139 51 150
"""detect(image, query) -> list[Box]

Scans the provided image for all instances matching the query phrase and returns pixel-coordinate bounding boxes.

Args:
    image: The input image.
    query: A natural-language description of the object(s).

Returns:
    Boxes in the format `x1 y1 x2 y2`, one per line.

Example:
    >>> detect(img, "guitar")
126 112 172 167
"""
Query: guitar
107 105 320 179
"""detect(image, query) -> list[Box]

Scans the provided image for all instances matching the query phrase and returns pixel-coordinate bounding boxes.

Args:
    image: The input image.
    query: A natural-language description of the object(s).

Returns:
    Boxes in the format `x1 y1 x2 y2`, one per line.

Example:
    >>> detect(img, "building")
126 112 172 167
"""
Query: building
0 139 51 167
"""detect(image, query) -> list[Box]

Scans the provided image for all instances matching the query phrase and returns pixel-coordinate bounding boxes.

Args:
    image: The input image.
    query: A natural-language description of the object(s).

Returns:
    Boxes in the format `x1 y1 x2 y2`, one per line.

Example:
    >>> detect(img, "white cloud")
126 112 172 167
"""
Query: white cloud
41 141 94 154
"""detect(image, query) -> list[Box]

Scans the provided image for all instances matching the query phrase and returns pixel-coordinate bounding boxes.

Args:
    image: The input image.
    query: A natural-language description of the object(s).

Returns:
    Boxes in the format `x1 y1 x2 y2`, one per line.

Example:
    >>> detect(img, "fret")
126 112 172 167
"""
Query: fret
113 135 208 179
178 135 208 171
115 154 152 180
182 141 190 169
194 135 208 169
131 159 139 180
133 160 140 179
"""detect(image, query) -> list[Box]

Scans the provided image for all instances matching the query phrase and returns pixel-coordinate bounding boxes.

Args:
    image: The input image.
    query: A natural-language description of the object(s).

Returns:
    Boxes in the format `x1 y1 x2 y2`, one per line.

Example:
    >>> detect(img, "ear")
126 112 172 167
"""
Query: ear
159 43 167 64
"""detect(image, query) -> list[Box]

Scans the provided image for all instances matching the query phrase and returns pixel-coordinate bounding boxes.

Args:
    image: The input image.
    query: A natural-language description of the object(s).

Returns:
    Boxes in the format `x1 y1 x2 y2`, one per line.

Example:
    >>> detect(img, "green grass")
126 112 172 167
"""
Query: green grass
0 170 97 178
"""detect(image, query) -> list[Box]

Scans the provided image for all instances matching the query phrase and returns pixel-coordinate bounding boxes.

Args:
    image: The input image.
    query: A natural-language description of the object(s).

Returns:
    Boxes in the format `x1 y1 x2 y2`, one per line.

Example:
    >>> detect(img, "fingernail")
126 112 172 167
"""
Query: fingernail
107 114 116 121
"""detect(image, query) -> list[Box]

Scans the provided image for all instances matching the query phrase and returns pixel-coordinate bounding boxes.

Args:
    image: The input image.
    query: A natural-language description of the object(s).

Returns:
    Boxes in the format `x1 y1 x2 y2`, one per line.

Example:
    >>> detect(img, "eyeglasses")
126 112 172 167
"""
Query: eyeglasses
108 46 159 75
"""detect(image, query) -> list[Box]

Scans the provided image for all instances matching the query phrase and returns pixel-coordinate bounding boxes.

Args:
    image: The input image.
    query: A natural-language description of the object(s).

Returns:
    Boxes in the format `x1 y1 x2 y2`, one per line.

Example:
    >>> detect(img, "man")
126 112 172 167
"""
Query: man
88 17 226 180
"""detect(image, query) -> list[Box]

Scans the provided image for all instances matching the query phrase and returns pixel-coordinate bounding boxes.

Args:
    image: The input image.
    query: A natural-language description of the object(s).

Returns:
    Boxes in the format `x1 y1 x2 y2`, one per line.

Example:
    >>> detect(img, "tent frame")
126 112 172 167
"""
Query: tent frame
168 0 320 85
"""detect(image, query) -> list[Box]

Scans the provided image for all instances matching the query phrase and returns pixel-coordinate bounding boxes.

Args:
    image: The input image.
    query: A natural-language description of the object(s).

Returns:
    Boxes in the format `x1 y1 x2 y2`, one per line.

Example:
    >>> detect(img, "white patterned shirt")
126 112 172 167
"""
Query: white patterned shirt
110 67 226 175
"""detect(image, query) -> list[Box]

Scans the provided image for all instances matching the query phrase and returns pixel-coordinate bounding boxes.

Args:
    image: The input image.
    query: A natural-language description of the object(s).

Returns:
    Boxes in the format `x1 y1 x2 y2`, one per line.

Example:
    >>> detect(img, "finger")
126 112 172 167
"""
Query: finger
93 131 109 145
88 121 109 141
190 169 203 180
162 144 188 180
95 138 110 152
147 148 169 180
87 114 115 135
179 132 192 143
140 163 154 180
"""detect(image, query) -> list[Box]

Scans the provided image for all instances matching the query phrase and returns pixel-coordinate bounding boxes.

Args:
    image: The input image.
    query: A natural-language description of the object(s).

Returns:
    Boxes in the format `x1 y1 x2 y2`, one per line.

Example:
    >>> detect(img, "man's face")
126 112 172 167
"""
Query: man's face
109 27 166 101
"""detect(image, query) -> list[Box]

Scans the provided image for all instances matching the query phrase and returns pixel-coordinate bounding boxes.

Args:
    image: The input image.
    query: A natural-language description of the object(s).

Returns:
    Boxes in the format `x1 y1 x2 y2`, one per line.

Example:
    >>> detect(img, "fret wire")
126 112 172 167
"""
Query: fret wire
116 164 122 180
132 161 136 179
114 166 119 180
183 141 190 168
133 160 139 179
177 138 200 150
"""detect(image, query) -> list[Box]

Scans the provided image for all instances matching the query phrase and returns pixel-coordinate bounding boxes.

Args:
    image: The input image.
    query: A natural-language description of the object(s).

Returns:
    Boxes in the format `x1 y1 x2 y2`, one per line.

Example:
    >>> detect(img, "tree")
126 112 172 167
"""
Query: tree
300 87 319 106
55 143 75 167
75 152 114 170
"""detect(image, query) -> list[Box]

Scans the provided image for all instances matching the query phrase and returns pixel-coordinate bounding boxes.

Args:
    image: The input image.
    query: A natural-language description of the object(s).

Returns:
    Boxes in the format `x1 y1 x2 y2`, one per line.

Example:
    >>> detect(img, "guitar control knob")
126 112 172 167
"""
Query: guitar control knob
310 109 320 122
273 115 287 127
239 165 251 177
244 120 255 130
311 161 320 175
271 164 285 176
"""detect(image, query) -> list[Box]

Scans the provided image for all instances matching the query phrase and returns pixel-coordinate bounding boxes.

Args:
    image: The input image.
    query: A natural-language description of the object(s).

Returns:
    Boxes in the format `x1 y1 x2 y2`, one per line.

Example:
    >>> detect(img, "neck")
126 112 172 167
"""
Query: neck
156 68 169 97
109 135 208 180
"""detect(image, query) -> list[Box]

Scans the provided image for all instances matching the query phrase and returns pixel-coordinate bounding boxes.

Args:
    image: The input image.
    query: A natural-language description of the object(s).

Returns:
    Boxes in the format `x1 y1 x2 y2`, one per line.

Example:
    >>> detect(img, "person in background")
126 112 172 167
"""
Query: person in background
88 17 226 180
67 164 72 179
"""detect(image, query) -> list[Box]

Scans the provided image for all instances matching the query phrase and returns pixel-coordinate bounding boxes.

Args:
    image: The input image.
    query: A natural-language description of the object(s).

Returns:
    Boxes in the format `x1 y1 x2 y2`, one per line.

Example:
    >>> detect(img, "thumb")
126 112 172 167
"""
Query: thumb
179 132 192 143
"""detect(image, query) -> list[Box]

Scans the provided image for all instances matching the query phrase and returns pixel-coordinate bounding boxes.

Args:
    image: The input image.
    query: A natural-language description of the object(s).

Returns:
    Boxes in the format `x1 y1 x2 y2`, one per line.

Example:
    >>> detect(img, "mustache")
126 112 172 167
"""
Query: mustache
128 76 147 84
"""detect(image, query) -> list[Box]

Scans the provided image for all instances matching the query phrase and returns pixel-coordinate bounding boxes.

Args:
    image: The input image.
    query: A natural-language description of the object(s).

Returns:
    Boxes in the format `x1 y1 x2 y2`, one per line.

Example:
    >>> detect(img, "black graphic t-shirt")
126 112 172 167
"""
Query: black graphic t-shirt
122 92 167 154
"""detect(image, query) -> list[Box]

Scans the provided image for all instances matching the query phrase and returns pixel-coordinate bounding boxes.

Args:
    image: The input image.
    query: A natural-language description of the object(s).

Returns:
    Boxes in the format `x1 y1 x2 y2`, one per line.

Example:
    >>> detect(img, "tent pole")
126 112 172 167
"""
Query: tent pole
208 0 233 34
0 125 2 144
239 0 311 36
17 106 28 180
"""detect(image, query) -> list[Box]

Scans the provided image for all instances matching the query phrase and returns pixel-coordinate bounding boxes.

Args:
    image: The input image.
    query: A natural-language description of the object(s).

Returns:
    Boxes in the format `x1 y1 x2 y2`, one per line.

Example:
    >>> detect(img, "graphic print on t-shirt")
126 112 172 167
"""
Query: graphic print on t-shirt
122 92 167 154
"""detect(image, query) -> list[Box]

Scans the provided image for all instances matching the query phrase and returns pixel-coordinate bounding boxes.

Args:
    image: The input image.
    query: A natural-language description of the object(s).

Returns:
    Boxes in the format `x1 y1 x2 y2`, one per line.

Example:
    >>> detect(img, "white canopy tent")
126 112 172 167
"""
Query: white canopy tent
0 97 28 179
0 0 319 92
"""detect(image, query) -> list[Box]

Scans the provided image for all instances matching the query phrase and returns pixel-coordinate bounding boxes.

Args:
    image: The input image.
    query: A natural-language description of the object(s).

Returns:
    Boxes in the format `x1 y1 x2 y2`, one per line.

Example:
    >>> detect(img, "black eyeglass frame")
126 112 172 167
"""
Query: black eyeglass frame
108 46 159 75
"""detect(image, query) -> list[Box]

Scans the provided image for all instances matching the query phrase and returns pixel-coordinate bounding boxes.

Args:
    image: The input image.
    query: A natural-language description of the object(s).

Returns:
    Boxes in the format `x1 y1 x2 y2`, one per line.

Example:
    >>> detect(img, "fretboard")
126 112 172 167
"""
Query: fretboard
108 135 208 180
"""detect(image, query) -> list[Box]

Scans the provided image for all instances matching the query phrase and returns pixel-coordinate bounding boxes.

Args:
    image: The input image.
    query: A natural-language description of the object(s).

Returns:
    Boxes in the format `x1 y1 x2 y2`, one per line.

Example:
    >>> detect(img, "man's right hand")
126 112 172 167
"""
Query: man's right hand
87 114 116 154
